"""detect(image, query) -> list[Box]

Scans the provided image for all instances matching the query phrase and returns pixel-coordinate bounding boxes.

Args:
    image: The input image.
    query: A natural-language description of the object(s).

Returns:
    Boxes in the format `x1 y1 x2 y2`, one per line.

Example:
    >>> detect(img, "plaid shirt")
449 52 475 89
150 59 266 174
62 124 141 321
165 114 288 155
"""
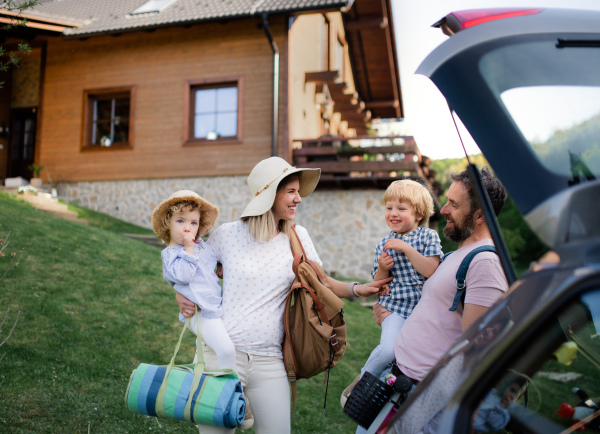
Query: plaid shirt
372 226 442 318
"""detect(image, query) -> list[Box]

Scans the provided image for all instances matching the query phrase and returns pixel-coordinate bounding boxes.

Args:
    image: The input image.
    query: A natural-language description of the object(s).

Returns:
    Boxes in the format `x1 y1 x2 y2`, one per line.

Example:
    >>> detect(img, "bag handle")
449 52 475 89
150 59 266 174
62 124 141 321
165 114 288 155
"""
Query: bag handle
156 305 237 419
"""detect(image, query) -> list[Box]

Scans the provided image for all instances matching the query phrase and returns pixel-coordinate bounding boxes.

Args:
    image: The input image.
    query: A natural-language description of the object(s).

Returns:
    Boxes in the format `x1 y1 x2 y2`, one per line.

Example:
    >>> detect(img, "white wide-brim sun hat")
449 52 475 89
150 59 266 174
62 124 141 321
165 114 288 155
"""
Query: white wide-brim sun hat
241 157 321 218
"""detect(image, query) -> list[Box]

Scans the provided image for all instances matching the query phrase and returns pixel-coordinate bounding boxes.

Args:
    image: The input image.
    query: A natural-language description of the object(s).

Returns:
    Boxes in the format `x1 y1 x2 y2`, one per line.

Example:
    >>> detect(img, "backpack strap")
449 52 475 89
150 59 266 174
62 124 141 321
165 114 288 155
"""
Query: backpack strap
290 224 306 258
285 225 304 417
449 245 497 312
286 224 336 415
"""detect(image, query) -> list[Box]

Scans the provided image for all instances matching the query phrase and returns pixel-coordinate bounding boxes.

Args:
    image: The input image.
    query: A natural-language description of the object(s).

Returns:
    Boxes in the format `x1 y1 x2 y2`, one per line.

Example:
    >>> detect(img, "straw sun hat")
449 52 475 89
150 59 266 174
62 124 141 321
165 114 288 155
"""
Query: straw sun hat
151 190 219 244
241 157 321 218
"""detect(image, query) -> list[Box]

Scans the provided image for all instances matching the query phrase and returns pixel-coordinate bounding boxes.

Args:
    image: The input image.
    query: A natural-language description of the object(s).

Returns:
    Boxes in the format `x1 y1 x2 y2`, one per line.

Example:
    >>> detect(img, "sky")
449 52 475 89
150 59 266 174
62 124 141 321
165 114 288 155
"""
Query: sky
389 0 600 159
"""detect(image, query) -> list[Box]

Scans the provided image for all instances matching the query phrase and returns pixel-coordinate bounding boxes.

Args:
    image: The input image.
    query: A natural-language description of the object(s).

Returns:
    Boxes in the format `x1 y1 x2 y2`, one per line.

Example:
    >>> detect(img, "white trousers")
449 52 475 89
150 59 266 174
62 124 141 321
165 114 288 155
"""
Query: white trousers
197 344 291 434
361 312 406 377
188 315 236 371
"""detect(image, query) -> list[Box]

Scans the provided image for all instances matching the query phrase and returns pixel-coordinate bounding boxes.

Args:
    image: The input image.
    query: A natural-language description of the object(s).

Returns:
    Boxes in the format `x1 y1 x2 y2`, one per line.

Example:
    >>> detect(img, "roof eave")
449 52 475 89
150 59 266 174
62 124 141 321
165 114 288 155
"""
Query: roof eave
62 2 351 39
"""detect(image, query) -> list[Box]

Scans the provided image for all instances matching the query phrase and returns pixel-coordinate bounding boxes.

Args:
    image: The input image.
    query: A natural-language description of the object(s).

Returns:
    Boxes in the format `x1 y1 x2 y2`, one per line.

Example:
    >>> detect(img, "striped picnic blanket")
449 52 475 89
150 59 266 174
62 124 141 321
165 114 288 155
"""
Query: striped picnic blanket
126 362 245 428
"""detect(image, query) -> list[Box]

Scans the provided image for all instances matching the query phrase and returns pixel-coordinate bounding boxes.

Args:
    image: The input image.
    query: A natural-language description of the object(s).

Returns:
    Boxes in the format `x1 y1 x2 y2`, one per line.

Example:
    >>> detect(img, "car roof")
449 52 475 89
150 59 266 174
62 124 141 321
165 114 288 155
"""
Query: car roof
416 7 600 250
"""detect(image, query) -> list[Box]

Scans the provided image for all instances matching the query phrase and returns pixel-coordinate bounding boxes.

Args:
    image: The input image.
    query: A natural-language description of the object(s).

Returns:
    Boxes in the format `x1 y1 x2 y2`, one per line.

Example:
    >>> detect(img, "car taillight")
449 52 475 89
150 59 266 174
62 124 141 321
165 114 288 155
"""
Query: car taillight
454 8 542 29
434 8 542 35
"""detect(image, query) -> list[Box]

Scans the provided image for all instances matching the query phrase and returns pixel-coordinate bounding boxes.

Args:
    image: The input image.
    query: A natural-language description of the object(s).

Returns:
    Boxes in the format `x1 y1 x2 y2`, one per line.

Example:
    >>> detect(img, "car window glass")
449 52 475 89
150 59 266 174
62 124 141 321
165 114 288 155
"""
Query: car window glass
479 41 600 182
470 289 600 433
500 86 600 179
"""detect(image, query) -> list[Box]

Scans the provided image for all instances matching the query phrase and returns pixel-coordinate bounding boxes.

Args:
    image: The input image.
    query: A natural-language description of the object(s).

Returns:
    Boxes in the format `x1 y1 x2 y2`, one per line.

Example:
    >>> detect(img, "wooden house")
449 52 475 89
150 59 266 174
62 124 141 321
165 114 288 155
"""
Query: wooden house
1 0 444 279
0 0 405 185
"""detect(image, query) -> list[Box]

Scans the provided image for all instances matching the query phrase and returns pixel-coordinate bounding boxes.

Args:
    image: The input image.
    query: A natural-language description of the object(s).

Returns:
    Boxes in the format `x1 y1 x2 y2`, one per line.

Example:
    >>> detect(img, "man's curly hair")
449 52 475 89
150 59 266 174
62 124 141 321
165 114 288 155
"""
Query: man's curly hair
450 167 507 216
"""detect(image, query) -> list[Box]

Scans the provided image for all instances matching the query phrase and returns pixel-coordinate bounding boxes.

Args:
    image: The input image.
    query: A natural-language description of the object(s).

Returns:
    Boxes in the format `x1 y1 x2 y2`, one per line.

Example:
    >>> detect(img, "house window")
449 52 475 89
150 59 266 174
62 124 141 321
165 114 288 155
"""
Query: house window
83 87 134 150
131 0 175 15
185 77 243 144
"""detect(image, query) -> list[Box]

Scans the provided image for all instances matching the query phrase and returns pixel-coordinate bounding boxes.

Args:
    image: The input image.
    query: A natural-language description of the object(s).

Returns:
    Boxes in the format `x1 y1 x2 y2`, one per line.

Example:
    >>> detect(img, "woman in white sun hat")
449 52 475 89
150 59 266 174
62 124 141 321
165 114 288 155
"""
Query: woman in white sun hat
176 157 391 434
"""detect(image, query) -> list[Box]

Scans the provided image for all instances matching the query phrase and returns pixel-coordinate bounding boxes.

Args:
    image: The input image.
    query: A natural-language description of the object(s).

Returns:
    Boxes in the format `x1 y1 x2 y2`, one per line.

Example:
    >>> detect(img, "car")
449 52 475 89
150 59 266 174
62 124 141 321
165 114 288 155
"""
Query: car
377 7 600 434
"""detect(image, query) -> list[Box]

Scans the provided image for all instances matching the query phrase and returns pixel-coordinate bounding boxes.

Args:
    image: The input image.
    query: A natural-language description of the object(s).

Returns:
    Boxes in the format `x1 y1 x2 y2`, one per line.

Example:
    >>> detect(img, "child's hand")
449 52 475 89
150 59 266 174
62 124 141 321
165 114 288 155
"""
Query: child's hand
378 251 394 272
183 234 196 253
383 238 408 253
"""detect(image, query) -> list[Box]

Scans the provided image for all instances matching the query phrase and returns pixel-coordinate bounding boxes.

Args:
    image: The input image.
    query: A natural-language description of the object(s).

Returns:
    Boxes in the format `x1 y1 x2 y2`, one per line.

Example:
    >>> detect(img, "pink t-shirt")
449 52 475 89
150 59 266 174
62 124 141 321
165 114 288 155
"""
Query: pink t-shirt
208 221 322 357
394 239 508 381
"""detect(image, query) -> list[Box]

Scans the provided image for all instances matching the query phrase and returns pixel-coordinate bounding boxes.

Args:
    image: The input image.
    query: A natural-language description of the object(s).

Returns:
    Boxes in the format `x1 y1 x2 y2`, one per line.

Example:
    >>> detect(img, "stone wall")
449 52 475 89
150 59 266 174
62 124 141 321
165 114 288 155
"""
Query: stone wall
59 177 397 280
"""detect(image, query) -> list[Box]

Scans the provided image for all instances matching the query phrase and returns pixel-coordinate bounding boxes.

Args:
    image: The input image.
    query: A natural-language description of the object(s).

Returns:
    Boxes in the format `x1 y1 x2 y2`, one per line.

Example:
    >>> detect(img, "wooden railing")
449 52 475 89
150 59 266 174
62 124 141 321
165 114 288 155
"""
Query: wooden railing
292 135 441 206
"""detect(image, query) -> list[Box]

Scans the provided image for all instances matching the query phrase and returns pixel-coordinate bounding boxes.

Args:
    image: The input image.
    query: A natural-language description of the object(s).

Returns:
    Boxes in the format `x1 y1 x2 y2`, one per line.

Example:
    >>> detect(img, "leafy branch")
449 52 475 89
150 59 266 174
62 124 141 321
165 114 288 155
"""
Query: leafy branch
0 0 40 87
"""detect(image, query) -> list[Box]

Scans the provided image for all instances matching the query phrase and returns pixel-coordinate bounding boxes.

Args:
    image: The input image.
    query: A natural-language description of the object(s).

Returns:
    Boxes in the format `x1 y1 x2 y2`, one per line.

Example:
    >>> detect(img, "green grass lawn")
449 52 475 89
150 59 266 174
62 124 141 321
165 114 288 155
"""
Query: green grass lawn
0 191 380 433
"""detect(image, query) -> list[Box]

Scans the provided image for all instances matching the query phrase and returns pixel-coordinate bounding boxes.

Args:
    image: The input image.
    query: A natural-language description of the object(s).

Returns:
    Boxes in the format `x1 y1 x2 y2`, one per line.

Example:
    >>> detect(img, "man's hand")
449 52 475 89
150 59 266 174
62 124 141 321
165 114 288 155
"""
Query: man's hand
378 251 394 272
176 292 199 318
372 303 392 326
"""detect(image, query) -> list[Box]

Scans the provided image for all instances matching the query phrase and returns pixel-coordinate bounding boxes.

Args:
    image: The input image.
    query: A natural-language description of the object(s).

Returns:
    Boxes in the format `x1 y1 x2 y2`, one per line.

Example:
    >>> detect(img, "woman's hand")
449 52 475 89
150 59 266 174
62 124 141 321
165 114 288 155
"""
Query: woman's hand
354 277 393 297
176 292 199 318
215 262 223 279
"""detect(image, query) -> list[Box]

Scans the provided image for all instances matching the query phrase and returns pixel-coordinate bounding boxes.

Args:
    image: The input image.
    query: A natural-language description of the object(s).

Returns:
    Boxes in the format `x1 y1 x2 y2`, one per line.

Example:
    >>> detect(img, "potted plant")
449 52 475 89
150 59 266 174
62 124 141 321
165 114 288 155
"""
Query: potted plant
28 164 44 188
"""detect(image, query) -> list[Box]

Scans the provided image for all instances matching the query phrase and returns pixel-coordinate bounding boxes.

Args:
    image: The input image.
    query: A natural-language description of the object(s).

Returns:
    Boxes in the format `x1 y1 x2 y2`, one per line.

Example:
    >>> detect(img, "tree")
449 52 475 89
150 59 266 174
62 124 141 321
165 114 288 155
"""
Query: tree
431 154 548 271
0 0 40 88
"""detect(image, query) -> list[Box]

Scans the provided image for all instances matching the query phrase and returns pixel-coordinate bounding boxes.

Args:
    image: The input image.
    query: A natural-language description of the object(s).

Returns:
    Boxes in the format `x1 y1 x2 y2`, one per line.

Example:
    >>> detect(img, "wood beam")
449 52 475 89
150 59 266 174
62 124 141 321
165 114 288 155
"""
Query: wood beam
0 16 67 32
331 92 357 105
381 0 402 118
364 100 399 109
328 82 349 95
293 143 419 157
295 135 416 144
297 160 419 174
0 8 82 27
305 70 339 83
342 110 371 122
333 101 365 113
345 15 388 31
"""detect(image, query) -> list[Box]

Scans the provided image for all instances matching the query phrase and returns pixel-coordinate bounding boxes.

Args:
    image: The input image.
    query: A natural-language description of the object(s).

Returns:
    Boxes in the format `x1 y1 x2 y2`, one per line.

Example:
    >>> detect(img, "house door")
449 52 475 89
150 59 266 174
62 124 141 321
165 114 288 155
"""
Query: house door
8 108 37 179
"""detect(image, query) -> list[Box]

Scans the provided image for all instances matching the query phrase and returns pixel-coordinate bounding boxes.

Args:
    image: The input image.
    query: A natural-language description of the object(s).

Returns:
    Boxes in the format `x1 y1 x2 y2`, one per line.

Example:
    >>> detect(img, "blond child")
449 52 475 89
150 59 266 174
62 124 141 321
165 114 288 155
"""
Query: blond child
151 190 237 370
362 179 442 378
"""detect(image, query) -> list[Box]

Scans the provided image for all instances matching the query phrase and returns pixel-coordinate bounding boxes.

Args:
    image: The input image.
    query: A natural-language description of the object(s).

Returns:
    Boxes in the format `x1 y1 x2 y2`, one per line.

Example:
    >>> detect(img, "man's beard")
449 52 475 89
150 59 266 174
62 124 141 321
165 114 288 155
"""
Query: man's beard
443 212 475 243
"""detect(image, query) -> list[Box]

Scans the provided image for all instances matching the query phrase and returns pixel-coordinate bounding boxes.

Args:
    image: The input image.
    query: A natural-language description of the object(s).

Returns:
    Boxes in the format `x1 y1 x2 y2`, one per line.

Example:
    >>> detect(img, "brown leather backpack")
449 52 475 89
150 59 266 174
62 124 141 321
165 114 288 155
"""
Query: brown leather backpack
283 225 347 411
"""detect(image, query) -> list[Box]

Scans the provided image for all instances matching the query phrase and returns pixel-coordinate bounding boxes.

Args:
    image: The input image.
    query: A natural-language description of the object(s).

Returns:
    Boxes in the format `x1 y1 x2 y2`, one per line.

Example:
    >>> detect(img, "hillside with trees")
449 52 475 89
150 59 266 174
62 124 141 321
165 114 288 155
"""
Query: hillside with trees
430 155 548 272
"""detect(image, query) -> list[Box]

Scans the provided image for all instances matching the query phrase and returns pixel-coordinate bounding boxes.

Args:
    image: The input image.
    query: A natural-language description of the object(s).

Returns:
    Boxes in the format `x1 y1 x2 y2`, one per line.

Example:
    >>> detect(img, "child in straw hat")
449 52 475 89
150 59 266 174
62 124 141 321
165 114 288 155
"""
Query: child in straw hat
152 190 234 365
152 190 253 429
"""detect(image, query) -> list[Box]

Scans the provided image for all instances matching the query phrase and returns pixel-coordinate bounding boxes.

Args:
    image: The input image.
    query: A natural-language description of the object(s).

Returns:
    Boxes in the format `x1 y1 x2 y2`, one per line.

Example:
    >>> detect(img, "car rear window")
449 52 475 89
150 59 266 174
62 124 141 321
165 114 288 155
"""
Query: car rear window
479 39 600 182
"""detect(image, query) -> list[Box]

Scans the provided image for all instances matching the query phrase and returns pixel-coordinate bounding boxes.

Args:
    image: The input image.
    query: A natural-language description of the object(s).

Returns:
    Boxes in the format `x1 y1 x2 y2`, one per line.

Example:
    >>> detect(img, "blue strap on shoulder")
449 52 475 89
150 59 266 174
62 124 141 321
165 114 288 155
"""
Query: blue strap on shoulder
447 245 497 312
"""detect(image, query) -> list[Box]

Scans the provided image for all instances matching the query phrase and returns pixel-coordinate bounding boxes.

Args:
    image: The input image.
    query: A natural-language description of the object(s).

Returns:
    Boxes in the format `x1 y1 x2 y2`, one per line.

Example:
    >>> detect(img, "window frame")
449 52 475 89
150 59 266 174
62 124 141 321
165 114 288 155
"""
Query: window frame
183 76 244 146
81 86 135 151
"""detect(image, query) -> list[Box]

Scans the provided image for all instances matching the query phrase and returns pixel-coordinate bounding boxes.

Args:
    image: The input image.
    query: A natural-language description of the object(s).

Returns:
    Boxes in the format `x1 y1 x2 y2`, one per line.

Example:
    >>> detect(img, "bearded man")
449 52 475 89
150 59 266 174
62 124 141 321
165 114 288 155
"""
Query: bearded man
372 167 509 384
